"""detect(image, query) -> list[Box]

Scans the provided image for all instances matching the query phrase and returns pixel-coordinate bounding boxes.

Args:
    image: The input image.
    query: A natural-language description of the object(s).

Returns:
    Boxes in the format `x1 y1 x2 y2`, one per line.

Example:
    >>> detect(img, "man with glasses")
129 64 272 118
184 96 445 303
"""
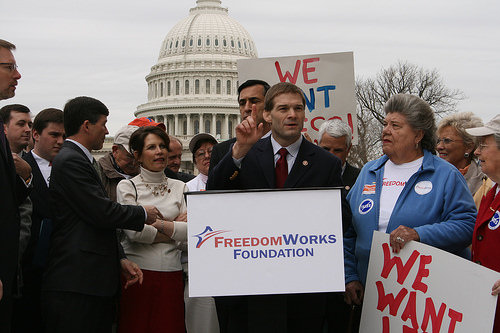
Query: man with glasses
0 41 21 100
0 39 29 333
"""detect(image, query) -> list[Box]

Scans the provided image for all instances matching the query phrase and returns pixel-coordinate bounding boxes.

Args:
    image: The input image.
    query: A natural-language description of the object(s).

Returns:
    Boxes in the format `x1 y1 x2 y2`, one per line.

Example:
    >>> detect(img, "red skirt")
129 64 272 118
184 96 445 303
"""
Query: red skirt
118 269 184 333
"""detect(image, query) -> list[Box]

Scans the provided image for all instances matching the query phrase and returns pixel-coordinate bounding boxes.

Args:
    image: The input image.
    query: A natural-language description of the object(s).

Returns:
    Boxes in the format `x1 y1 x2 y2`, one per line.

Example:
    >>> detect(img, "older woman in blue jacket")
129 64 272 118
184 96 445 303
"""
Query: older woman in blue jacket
344 94 476 308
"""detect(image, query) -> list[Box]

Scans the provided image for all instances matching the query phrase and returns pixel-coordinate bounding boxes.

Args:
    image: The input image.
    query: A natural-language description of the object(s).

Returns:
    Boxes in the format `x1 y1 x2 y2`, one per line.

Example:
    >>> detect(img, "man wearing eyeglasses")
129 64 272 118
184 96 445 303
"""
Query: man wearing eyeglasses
0 41 21 100
0 39 29 333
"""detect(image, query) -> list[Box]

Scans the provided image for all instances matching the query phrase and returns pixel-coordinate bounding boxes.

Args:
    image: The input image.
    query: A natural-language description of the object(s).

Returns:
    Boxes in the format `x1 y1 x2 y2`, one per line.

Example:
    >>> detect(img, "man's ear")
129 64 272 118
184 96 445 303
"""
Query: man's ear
346 143 352 155
81 120 91 134
32 129 41 143
263 110 272 124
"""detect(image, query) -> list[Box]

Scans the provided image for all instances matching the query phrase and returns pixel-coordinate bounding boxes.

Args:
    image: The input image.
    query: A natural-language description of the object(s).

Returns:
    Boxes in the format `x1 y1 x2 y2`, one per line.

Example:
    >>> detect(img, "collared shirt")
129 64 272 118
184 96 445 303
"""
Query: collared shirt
232 132 302 171
66 139 93 163
270 134 302 174
186 173 208 192
32 150 52 186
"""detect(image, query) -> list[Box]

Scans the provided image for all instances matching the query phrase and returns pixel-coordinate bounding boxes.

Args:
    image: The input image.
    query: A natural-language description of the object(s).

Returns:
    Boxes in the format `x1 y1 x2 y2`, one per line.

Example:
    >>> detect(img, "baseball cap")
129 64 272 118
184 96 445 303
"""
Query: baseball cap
189 133 217 153
128 117 166 131
465 114 500 137
113 125 139 153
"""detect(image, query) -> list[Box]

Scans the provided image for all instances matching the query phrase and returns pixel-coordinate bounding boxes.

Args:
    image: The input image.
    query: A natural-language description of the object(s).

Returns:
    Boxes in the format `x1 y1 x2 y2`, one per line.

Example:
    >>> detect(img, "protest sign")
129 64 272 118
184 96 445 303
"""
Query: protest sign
237 52 357 144
360 231 500 332
186 188 344 297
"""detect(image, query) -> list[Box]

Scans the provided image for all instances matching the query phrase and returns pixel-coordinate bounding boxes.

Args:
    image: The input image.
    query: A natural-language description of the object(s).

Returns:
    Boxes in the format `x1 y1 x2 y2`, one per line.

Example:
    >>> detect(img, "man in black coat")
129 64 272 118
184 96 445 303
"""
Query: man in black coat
166 135 195 182
318 118 361 192
11 108 64 333
0 39 28 333
209 79 271 172
207 82 351 333
317 120 361 332
42 97 163 333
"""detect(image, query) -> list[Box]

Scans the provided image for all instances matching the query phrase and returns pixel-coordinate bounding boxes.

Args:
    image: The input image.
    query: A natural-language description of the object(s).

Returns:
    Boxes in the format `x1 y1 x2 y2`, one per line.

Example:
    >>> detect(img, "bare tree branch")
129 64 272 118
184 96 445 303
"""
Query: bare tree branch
351 61 464 167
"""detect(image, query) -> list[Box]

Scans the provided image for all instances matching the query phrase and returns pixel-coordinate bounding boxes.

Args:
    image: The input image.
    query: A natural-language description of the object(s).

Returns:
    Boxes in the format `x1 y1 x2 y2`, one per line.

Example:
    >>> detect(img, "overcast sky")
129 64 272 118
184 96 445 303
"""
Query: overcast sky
2 0 499 135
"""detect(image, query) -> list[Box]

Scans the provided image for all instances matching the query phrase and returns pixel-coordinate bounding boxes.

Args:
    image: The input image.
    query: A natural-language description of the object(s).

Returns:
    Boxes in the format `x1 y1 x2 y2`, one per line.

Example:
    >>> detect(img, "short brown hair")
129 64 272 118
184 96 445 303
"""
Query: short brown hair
264 82 306 111
0 104 30 124
0 39 16 51
33 108 63 134
129 126 170 159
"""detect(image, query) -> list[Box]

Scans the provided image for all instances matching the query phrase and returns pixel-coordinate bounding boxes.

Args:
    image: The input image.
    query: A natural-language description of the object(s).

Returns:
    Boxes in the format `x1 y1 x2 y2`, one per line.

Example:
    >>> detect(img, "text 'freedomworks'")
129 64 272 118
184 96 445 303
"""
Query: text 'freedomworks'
193 226 338 260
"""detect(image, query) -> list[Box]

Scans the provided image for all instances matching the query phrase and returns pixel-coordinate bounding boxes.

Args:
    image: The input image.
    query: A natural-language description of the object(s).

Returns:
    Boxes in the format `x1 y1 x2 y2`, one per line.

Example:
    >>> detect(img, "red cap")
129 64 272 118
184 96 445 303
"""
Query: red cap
128 117 166 131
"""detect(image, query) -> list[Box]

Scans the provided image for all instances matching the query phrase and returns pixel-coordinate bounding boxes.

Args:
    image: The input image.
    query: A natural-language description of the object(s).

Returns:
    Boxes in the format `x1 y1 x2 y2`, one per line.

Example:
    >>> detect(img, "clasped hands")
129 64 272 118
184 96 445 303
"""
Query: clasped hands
151 212 187 238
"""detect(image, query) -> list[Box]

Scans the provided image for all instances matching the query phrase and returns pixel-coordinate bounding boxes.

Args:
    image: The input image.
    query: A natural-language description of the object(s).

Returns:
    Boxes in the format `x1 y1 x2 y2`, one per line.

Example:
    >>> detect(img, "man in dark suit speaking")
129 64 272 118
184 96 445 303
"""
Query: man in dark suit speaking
42 96 163 333
207 82 351 333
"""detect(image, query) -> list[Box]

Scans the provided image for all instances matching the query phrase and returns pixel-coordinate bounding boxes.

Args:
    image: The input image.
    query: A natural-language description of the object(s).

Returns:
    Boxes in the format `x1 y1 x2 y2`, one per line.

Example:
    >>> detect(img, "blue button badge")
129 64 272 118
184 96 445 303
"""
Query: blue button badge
488 211 500 230
359 199 374 215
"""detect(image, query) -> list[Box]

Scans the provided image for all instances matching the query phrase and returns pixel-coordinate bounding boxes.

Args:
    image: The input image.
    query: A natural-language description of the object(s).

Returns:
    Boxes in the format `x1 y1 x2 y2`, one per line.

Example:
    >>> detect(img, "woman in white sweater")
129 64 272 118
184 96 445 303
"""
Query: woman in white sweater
116 126 187 333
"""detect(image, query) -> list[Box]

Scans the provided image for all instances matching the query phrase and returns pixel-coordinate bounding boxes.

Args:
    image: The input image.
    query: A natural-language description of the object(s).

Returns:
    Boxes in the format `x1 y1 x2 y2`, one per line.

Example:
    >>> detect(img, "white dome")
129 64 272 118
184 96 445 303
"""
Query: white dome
158 0 257 61
136 0 257 174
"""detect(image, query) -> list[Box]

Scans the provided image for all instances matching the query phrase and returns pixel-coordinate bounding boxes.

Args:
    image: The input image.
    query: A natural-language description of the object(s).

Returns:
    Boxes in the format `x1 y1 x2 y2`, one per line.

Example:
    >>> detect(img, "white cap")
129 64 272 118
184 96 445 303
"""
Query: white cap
466 114 500 137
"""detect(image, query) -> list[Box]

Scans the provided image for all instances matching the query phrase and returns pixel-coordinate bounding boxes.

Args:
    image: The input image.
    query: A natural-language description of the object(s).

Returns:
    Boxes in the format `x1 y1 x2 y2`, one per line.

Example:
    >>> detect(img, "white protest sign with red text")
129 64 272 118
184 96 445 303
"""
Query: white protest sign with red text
237 52 356 144
361 231 500 333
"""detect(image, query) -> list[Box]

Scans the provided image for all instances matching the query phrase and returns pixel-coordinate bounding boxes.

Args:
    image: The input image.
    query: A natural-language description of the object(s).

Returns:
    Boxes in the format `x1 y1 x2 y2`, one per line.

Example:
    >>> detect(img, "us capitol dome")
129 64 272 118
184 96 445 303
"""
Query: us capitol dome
135 0 257 173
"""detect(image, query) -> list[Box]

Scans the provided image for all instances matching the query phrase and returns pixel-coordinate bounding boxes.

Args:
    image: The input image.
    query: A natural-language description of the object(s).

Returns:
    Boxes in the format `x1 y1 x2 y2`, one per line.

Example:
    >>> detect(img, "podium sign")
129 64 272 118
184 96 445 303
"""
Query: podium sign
187 188 345 297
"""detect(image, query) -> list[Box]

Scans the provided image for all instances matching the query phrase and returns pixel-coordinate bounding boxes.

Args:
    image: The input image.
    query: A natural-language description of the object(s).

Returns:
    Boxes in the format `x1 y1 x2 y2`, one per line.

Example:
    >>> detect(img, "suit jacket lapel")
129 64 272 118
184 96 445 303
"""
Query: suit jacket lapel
285 139 314 188
25 151 49 193
256 137 275 188
64 141 106 193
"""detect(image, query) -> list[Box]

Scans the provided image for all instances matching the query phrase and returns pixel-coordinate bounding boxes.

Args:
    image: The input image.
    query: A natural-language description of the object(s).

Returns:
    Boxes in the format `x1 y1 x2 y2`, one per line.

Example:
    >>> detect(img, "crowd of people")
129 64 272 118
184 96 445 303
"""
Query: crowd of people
1 38 500 333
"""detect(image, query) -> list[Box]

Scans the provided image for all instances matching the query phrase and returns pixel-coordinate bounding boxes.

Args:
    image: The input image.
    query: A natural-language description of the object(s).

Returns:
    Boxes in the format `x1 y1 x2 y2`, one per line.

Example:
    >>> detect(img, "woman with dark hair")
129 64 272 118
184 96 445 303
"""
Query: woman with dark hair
344 94 476 319
116 126 187 333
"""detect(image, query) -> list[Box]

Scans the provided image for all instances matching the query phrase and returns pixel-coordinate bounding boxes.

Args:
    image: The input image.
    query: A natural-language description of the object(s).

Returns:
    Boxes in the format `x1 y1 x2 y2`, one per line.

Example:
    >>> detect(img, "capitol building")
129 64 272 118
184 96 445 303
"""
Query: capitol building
134 0 257 173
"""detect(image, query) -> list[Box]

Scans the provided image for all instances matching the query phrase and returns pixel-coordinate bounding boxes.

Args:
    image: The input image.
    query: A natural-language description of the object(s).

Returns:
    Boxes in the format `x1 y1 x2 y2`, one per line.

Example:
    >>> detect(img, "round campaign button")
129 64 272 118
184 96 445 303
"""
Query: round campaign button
414 181 433 195
359 199 374 215
488 211 500 230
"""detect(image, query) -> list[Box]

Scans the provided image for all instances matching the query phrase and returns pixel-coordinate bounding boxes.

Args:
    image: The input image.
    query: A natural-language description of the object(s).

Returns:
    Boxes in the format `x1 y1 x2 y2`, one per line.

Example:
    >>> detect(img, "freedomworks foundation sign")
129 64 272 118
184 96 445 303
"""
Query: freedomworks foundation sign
186 188 345 297
194 226 337 260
